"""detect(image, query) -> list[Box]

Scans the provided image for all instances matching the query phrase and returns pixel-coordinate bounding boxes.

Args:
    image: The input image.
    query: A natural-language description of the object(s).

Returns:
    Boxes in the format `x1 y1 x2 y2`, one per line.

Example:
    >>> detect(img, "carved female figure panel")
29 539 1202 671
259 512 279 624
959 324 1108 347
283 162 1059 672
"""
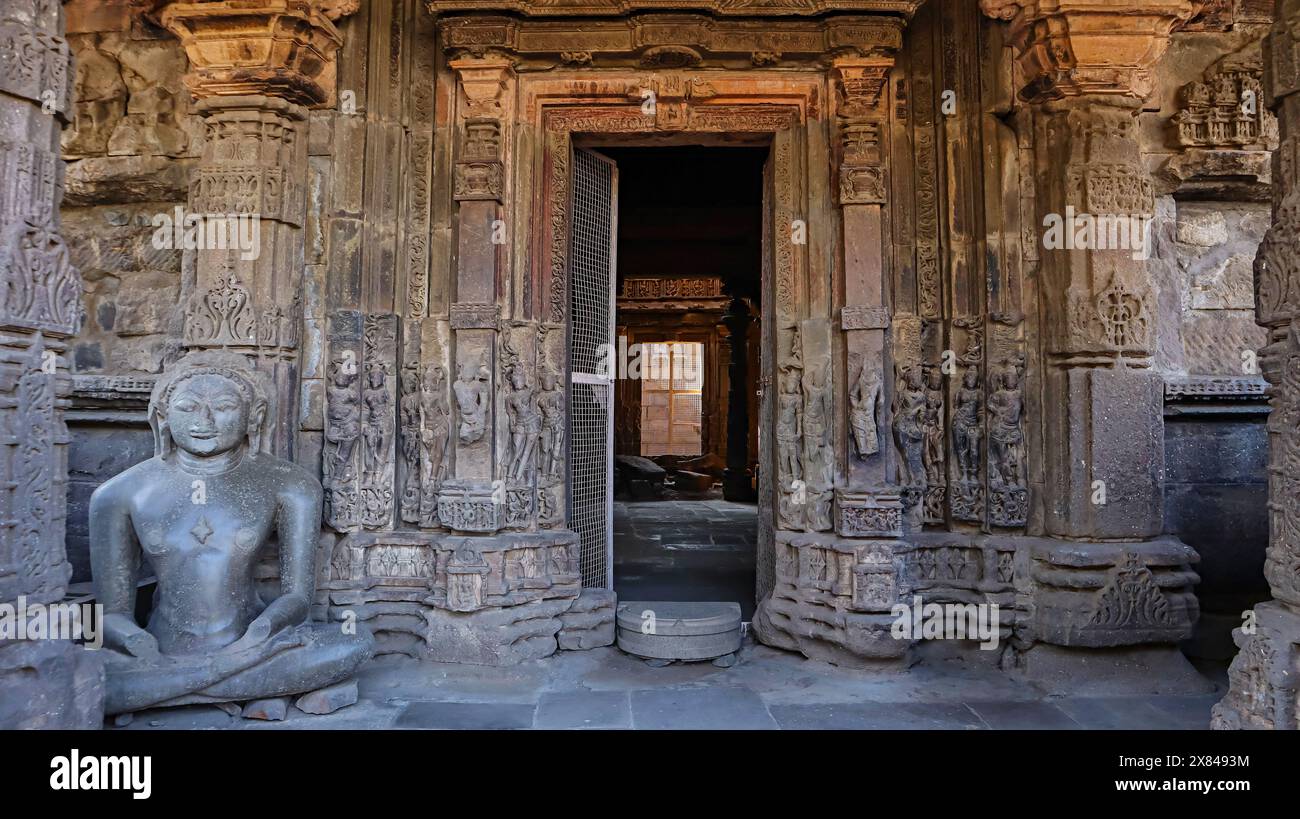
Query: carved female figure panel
850 359 882 458
419 364 451 489
922 367 945 485
505 364 541 482
892 365 926 489
89 351 373 714
538 368 564 480
952 365 983 484
988 362 1025 489
361 364 392 483
454 361 490 444
325 357 362 483
776 366 803 484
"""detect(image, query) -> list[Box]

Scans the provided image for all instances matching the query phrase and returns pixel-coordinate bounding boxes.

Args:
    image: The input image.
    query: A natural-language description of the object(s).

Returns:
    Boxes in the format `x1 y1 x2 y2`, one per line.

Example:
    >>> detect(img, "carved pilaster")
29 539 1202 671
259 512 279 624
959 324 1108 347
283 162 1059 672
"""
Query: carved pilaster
440 56 516 533
982 0 1201 656
1215 0 1300 730
983 0 1196 540
0 0 102 729
832 55 899 530
159 1 355 458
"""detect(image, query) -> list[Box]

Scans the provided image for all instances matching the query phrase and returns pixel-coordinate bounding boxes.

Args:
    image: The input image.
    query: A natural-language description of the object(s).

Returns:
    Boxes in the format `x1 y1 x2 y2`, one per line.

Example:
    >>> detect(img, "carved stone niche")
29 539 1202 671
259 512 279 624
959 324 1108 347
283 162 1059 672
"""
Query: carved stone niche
1028 539 1200 648
1163 41 1278 198
436 13 906 69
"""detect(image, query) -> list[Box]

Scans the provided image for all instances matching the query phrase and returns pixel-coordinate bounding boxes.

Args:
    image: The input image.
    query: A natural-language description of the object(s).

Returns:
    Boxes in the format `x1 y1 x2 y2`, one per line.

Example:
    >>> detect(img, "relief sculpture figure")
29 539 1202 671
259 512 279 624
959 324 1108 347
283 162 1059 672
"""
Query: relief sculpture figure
505 364 541 482
988 361 1025 489
952 365 982 484
454 359 490 445
892 365 926 490
849 359 882 458
538 368 564 480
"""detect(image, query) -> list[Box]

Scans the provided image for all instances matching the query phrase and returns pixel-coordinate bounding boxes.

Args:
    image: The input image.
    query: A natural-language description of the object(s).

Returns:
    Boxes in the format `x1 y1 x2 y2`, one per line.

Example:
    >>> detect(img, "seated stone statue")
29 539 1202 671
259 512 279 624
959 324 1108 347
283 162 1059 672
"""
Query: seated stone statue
90 350 373 715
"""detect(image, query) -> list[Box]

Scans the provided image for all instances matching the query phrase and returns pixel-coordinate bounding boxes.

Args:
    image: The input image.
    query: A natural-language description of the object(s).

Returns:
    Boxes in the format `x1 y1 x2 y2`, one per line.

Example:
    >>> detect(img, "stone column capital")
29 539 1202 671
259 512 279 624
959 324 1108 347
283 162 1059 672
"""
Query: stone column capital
980 0 1205 102
449 56 517 118
830 55 895 119
157 1 352 107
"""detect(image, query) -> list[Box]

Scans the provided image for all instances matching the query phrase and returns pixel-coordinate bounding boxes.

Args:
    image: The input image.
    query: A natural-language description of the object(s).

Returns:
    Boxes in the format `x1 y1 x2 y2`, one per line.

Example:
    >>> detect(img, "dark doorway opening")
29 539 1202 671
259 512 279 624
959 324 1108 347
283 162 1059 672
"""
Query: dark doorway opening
604 145 765 619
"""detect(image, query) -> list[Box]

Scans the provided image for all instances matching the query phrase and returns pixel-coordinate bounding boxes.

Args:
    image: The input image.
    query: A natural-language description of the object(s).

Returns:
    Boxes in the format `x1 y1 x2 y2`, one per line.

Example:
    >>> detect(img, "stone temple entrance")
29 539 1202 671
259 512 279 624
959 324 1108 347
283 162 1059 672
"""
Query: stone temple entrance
602 146 764 618
18 0 1300 731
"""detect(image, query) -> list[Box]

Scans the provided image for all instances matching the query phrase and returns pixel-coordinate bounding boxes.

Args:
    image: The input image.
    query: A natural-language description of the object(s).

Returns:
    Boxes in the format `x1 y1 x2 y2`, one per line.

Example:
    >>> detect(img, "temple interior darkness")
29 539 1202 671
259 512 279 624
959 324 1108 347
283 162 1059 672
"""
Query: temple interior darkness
606 147 763 617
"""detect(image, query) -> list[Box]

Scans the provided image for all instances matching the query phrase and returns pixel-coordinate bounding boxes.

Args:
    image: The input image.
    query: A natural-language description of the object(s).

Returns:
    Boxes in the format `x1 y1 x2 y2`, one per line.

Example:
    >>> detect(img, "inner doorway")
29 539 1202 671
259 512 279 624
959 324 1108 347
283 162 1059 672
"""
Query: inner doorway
599 145 765 619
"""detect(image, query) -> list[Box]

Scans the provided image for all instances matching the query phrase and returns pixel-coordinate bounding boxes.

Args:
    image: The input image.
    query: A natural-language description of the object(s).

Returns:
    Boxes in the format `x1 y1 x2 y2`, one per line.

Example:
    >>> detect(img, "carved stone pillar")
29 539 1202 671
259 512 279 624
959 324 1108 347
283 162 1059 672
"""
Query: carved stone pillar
158 1 350 458
439 56 513 534
982 1 1203 658
0 0 103 728
1214 0 1300 729
832 56 904 539
723 299 753 502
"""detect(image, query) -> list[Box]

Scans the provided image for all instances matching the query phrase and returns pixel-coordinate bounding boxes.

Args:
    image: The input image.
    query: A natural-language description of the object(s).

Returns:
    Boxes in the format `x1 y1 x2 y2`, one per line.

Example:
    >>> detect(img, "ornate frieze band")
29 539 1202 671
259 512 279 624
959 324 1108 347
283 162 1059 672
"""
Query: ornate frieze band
438 14 905 67
431 1 921 20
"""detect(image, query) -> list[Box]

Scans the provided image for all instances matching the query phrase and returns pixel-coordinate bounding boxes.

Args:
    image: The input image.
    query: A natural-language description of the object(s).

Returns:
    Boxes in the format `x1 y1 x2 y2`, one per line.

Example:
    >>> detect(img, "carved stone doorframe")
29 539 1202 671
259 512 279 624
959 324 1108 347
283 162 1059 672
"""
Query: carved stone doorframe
430 10 912 665
517 73 823 605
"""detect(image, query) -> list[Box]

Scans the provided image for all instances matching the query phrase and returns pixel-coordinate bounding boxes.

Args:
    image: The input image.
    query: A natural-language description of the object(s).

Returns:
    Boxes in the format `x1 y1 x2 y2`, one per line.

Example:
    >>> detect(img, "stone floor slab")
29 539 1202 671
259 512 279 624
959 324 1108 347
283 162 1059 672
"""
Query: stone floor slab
535 690 631 729
630 686 777 729
964 700 1083 730
395 701 537 730
770 701 985 730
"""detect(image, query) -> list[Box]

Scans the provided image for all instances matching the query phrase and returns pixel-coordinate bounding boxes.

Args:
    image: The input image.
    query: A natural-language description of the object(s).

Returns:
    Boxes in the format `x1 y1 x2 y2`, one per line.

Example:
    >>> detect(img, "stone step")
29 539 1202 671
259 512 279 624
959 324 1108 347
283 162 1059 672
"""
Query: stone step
616 601 742 661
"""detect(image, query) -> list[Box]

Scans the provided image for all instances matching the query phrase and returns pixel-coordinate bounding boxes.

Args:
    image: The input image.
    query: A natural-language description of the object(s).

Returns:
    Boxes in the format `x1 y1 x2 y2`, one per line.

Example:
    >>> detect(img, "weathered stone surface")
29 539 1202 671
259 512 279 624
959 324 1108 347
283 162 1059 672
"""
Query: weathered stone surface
242 696 290 721
557 588 616 650
423 597 574 666
294 680 359 715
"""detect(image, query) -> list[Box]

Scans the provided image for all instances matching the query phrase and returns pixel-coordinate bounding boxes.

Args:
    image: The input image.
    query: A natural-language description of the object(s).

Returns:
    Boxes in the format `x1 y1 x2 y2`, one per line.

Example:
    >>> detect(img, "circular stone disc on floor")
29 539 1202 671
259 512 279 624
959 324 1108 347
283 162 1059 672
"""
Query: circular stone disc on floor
616 601 742 661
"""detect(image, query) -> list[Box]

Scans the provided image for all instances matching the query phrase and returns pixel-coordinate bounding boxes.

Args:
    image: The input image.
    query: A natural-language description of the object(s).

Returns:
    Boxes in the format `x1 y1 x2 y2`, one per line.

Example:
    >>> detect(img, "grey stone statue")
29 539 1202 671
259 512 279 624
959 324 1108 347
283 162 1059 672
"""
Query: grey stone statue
89 350 374 715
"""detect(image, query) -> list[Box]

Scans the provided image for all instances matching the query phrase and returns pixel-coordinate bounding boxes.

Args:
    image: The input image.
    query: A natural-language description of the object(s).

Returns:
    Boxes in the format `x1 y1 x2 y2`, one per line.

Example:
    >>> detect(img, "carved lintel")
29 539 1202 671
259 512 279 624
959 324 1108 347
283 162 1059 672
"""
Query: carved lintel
437 14 906 66
451 302 502 330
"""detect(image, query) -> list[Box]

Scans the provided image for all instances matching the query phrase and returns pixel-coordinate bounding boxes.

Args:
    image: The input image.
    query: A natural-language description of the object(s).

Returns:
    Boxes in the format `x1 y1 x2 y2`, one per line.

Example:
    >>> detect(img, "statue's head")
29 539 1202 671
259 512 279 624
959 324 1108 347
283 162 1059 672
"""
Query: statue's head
540 369 556 391
402 371 420 396
149 350 273 458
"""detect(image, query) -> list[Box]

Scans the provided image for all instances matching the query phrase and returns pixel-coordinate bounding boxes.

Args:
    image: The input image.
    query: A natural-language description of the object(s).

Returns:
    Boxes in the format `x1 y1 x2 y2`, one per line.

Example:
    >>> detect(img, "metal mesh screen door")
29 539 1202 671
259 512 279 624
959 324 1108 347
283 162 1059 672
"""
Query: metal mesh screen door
567 148 618 589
